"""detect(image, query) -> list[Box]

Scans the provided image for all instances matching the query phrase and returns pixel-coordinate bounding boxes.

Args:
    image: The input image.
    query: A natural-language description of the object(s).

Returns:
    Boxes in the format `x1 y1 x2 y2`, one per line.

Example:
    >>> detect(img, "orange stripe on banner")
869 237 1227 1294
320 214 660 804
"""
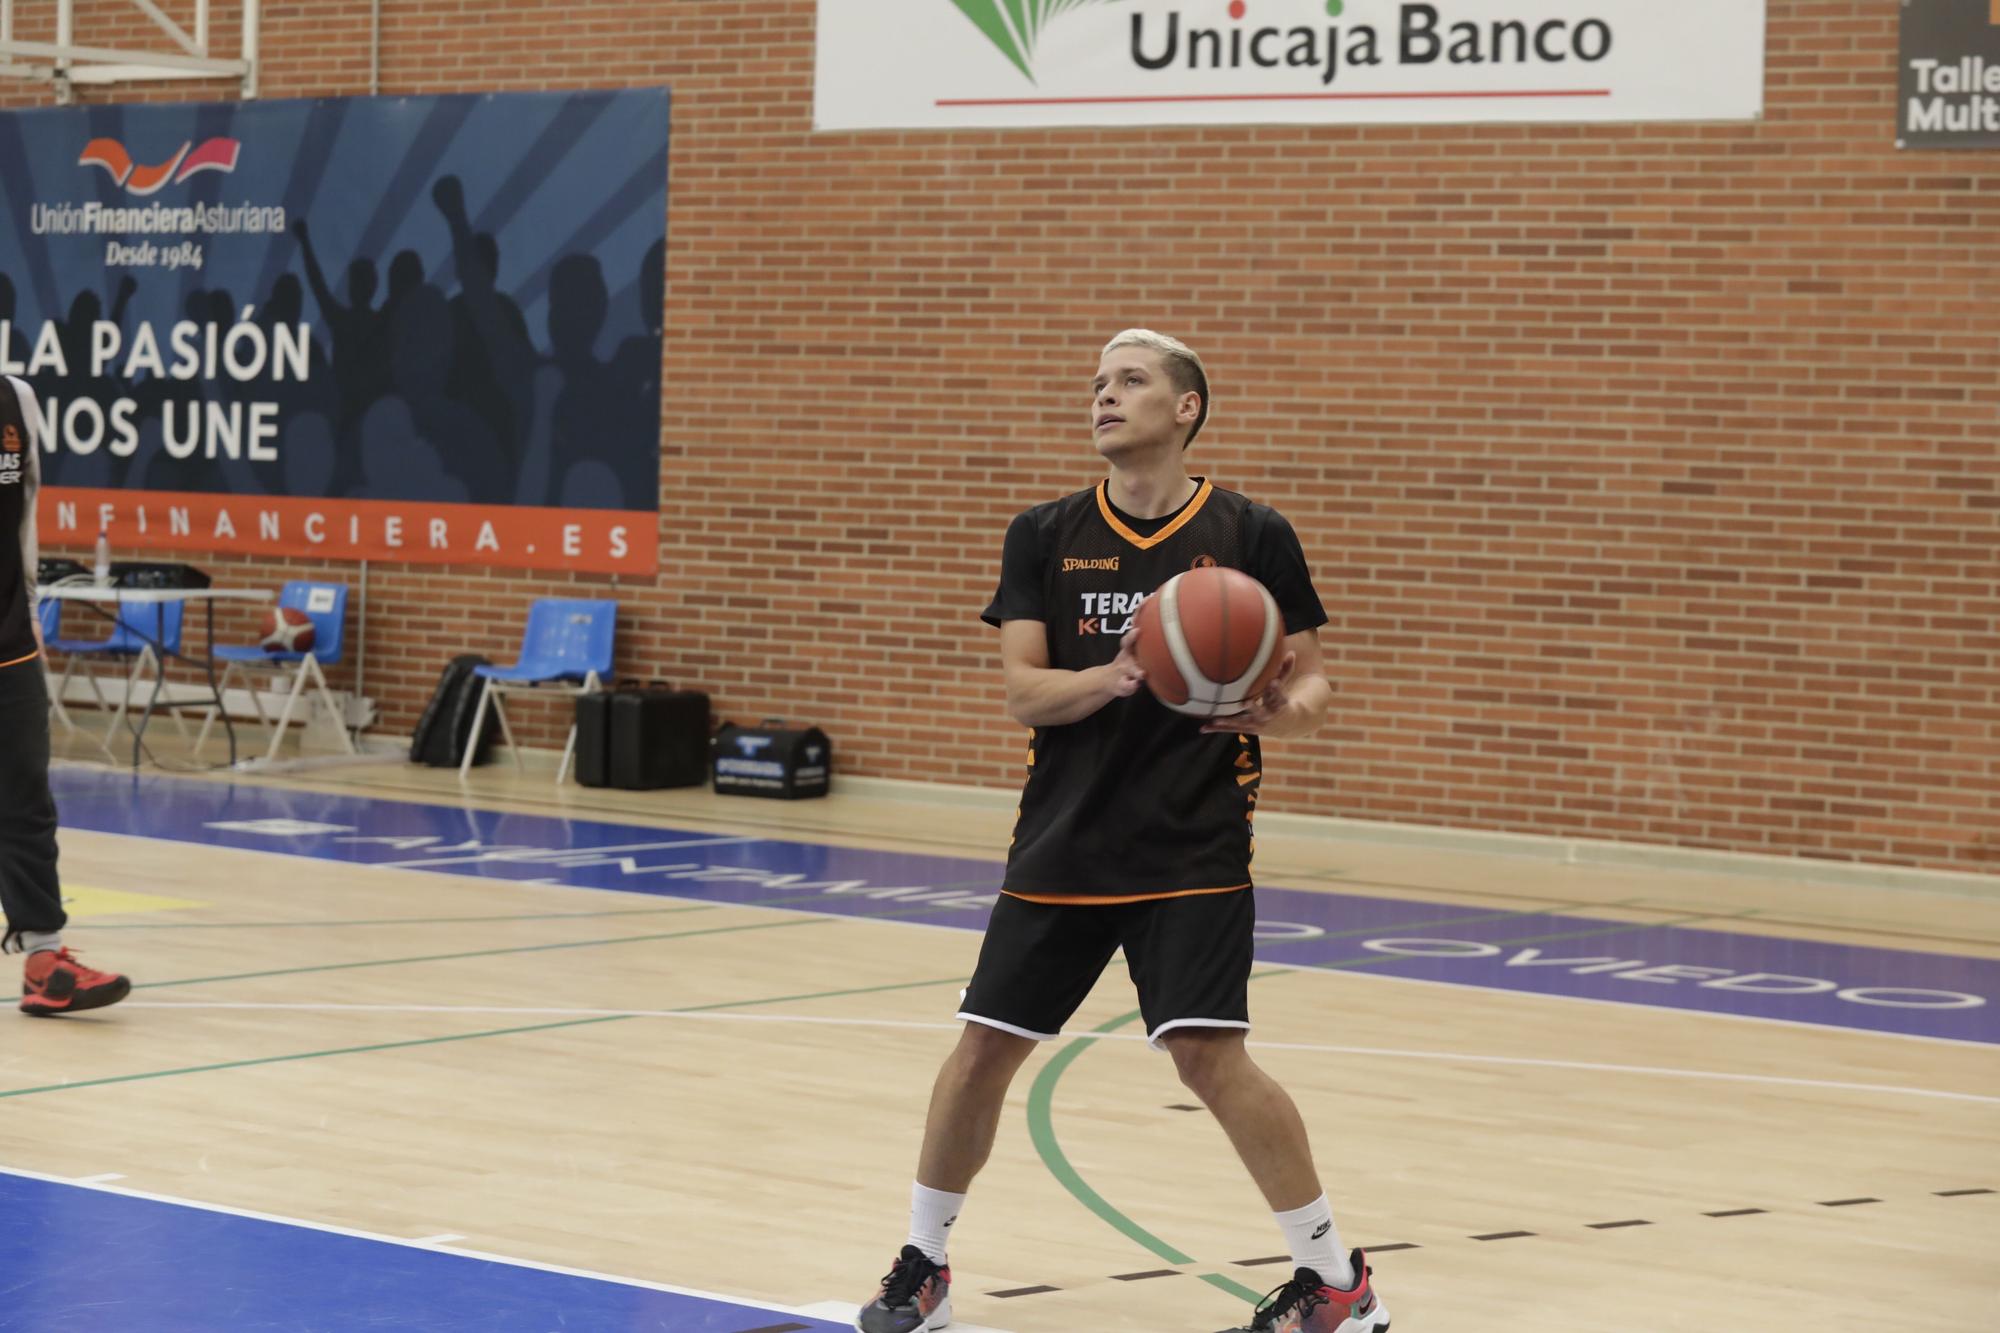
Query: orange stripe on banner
38 490 656 575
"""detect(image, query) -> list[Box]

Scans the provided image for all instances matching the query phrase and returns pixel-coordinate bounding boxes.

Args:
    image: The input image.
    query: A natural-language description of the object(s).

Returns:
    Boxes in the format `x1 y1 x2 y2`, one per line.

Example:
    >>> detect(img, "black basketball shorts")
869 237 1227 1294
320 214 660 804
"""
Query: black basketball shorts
957 888 1255 1047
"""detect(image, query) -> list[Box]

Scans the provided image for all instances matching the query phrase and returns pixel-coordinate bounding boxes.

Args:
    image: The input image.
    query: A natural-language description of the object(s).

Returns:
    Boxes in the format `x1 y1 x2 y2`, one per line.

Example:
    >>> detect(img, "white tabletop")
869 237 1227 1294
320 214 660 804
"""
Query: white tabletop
38 584 274 604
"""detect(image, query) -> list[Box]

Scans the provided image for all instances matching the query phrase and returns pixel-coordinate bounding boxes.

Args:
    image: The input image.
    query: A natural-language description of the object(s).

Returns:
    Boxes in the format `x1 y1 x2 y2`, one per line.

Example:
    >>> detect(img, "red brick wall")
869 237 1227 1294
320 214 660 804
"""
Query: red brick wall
9 2 1997 871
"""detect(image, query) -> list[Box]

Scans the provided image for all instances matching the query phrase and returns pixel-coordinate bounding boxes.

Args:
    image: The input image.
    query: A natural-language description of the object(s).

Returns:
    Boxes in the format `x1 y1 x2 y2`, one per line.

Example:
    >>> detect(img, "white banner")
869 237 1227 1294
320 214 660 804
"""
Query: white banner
815 0 1766 130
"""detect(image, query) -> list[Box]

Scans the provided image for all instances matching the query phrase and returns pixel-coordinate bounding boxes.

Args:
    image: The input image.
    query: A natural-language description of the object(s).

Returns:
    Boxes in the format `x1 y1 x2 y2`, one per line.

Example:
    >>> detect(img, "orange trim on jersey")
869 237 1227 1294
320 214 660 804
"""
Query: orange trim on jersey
0 649 41 670
1003 881 1249 907
1094 477 1214 550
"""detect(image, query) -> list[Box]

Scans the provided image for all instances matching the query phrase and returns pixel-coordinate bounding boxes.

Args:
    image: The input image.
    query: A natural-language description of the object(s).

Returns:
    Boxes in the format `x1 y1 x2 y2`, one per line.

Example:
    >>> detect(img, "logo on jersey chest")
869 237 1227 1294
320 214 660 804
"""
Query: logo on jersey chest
1062 555 1120 573
1077 589 1143 636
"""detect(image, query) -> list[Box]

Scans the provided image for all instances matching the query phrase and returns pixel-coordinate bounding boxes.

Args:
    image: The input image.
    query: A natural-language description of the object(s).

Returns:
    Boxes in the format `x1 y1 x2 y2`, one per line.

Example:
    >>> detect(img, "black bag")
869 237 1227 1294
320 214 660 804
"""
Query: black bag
36 557 85 585
110 560 211 589
713 720 830 799
574 691 614 788
409 654 496 767
575 682 710 790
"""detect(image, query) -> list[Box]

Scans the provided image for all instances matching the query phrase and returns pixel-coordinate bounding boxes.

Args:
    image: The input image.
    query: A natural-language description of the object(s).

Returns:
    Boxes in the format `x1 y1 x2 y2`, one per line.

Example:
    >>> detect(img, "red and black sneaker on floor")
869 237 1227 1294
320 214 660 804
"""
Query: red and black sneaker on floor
1223 1250 1391 1332
855 1244 951 1333
20 948 131 1016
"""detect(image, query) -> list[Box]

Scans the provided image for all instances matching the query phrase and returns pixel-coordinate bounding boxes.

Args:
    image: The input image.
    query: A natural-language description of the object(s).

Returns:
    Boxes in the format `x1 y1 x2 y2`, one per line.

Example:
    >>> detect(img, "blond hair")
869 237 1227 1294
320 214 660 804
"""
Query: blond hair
1101 329 1210 447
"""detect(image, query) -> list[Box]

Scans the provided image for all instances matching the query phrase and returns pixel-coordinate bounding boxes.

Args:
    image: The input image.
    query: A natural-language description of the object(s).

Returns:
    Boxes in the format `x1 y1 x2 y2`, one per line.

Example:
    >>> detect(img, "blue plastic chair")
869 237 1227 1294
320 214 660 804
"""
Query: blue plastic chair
45 596 184 657
35 598 75 733
194 581 357 765
460 598 617 783
46 595 186 747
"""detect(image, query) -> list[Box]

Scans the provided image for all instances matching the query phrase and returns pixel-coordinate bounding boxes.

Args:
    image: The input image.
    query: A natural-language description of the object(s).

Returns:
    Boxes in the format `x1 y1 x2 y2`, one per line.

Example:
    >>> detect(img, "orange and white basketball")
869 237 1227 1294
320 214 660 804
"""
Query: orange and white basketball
259 606 316 654
1132 566 1284 718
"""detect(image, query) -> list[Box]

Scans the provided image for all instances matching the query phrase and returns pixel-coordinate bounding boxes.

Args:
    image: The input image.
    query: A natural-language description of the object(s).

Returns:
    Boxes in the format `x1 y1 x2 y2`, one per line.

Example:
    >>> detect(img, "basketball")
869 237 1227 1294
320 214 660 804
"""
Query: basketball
1132 566 1284 718
259 605 316 654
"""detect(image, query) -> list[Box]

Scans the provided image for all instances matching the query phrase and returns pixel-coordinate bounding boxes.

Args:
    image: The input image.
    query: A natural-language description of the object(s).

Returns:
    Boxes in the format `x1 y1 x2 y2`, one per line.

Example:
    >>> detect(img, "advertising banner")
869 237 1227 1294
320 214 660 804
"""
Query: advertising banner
1898 0 2000 149
816 0 1766 130
0 90 671 573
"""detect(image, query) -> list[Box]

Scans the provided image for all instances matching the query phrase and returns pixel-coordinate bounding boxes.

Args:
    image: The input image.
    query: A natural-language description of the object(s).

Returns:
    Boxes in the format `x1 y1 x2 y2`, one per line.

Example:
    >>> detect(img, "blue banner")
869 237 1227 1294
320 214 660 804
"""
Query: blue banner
0 90 670 572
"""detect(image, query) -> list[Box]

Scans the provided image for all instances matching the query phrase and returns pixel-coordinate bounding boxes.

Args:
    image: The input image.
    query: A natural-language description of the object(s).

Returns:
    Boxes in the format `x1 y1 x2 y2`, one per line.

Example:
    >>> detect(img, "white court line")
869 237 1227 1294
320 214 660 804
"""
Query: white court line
72 1172 126 1185
411 1232 465 1245
0 1163 877 1324
796 1299 1011 1332
122 1001 2000 1105
369 834 765 869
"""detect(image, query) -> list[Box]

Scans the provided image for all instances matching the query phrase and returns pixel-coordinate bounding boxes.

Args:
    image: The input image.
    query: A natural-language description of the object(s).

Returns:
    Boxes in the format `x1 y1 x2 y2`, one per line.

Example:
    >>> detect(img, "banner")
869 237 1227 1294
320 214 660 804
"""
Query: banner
815 0 1765 130
0 90 670 574
1898 0 2000 149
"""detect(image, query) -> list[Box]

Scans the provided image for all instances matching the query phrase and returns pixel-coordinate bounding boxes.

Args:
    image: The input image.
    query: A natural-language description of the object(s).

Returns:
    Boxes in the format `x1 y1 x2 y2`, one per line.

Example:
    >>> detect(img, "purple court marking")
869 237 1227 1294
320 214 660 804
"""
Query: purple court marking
1252 911 1999 1044
50 766 2000 1044
0 1169 851 1331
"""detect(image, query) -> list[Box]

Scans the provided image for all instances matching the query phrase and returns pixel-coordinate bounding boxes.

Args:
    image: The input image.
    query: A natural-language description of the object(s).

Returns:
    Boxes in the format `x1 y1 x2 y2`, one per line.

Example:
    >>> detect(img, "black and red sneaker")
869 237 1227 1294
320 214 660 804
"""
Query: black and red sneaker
20 948 131 1016
1224 1250 1391 1332
855 1244 951 1332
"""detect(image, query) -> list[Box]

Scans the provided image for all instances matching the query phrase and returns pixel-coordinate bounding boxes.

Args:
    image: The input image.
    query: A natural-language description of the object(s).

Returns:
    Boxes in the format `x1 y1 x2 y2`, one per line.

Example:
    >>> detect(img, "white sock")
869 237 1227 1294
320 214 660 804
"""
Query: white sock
19 931 62 956
907 1181 965 1265
1274 1194 1354 1288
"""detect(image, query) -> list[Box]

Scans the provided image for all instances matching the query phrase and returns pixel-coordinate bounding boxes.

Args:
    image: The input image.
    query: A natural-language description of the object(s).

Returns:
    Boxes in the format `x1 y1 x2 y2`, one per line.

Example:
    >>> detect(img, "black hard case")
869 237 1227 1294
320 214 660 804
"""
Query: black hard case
575 684 711 790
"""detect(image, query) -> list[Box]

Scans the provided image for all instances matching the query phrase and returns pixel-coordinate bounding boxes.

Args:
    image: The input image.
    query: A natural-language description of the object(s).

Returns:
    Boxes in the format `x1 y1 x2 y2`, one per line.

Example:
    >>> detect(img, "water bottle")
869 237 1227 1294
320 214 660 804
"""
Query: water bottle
93 526 111 587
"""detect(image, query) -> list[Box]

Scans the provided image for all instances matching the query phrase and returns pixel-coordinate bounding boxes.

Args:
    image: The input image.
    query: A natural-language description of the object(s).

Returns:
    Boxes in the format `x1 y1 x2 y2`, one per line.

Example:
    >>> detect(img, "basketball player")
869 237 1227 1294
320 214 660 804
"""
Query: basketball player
855 332 1388 1333
0 374 132 1015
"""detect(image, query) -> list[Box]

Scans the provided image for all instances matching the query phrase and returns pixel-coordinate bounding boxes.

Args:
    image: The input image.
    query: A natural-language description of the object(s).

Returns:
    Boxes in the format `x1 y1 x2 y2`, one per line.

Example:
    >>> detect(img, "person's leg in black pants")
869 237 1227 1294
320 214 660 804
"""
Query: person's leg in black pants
0 660 129 1015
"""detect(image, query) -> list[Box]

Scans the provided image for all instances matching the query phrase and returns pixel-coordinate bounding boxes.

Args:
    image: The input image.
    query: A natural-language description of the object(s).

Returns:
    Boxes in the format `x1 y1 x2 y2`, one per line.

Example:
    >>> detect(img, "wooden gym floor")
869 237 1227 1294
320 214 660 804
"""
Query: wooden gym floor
6 721 1996 1330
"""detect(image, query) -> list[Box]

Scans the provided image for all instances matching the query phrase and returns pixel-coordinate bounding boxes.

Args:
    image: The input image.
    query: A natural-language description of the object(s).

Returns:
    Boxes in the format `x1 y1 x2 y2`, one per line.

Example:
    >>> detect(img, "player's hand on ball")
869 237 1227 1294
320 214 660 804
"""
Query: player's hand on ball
1103 628 1147 699
1202 649 1295 734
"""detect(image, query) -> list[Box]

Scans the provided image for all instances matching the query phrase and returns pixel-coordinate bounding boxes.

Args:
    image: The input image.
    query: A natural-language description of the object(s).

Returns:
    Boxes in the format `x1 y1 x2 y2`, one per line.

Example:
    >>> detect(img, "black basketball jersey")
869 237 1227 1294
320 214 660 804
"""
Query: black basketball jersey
0 376 37 669
981 478 1327 901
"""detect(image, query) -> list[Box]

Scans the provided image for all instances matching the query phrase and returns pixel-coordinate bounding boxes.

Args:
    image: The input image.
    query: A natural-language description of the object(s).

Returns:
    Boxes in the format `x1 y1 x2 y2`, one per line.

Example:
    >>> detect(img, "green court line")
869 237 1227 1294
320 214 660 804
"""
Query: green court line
0 1014 637 1101
1026 969 1297 1302
1201 1271 1270 1304
1025 909 1746 1315
1027 1012 1193 1263
137 916 830 989
1025 1004 1269 1309
2 975 973 1102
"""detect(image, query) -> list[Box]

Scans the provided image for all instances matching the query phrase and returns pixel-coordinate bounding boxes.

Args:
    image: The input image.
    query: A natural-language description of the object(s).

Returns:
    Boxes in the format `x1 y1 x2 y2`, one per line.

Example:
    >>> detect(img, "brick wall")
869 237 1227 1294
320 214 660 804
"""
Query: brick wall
8 2 1996 871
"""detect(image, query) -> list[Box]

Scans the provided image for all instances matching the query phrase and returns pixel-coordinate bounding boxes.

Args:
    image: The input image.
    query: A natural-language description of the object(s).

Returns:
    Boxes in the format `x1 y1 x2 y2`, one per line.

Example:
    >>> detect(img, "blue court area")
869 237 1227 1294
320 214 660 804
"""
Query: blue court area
48 766 2000 1044
0 1169 849 1332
